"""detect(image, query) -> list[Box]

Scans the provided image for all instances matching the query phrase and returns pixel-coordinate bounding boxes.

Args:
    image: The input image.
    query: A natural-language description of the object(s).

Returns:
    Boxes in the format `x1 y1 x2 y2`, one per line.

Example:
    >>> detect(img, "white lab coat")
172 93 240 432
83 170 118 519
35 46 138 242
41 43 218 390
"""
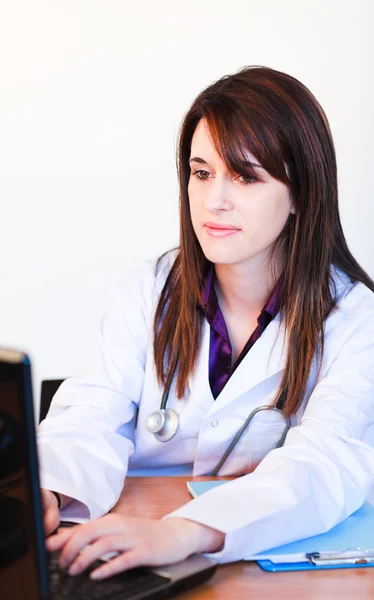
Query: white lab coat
37 251 374 563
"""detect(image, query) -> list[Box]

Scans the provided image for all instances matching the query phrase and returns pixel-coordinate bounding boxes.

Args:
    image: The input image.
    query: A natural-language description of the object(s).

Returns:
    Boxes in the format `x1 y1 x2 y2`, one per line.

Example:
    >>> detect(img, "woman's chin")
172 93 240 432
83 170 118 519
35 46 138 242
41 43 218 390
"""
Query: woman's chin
200 246 241 265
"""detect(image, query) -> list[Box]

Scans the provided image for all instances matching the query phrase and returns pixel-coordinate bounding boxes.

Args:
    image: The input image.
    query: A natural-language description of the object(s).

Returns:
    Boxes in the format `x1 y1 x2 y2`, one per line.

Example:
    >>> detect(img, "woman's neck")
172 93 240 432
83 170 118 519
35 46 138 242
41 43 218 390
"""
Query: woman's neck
214 255 284 316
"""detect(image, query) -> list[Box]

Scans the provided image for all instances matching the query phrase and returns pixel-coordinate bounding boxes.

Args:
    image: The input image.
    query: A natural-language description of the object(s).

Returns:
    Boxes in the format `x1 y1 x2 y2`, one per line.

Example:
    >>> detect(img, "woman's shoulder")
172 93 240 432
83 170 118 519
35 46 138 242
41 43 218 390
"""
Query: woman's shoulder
114 249 179 312
330 264 374 321
153 248 179 292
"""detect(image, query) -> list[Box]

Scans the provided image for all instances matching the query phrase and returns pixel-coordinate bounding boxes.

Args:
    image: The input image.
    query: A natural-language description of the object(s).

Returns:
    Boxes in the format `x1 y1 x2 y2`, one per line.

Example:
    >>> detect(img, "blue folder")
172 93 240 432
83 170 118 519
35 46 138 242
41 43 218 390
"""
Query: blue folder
187 480 374 571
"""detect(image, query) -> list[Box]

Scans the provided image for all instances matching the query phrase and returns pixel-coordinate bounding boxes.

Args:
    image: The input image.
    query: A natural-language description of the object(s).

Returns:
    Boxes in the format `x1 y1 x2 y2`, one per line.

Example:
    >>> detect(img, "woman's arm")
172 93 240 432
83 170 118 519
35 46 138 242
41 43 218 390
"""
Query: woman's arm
37 261 156 521
46 514 224 579
166 286 374 562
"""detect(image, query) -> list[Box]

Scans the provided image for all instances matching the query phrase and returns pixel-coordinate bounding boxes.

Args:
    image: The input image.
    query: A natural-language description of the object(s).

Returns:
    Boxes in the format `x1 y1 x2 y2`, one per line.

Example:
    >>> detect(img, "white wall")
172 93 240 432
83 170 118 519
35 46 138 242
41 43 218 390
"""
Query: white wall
1 0 373 411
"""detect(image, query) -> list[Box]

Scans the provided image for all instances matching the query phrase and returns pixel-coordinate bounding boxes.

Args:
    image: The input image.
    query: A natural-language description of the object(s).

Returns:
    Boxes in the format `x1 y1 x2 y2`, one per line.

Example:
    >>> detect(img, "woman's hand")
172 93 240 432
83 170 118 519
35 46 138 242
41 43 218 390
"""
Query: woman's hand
42 489 73 536
41 489 60 536
46 514 225 580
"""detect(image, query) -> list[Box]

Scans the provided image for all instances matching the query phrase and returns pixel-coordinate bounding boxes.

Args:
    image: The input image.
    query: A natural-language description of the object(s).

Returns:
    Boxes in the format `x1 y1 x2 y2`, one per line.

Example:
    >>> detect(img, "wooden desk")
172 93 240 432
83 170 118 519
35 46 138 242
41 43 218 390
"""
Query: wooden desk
112 476 374 600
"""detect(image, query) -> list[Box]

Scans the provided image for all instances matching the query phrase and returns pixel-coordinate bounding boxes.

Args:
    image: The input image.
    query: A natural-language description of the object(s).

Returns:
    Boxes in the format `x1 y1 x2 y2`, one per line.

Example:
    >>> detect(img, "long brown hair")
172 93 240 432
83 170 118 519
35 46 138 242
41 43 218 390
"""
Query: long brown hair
154 65 374 417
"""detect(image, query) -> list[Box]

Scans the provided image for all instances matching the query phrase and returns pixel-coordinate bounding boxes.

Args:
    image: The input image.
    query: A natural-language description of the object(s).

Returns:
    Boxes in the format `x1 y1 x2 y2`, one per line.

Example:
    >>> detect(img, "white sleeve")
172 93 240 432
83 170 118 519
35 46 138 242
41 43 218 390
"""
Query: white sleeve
167 289 374 563
37 262 154 521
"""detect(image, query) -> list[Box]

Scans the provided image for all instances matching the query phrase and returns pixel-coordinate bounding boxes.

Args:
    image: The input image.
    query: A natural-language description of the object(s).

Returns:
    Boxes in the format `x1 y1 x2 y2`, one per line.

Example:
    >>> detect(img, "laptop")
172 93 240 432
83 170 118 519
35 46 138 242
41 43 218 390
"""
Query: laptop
0 348 217 600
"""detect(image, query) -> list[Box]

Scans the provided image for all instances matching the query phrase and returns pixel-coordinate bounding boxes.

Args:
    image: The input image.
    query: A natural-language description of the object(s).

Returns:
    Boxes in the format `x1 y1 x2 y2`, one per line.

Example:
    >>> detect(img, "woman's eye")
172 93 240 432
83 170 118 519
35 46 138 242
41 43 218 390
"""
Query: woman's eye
191 170 258 184
237 175 256 185
193 169 210 181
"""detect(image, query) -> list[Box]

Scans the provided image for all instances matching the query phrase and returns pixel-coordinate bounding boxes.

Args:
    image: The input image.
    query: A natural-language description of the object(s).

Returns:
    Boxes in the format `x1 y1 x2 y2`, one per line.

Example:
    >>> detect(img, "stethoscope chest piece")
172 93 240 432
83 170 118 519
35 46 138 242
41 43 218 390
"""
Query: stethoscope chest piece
146 408 179 442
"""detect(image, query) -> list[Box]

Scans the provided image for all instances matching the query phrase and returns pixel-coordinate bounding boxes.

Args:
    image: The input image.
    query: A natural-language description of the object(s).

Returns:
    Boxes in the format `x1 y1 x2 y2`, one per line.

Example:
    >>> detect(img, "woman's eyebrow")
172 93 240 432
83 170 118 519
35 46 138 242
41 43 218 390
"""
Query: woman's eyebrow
240 159 263 169
189 156 262 169
189 156 209 164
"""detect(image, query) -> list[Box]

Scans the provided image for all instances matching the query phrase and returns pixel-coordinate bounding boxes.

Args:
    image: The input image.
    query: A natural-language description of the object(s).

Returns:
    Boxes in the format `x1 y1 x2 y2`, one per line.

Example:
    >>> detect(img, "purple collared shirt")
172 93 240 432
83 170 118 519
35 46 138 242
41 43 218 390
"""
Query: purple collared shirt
199 266 283 399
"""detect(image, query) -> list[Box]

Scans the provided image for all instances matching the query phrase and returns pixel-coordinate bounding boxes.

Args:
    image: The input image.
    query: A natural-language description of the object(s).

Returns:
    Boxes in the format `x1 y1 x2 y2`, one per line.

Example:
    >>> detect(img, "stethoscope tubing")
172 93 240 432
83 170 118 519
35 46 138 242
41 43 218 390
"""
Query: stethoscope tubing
149 371 291 474
210 405 291 475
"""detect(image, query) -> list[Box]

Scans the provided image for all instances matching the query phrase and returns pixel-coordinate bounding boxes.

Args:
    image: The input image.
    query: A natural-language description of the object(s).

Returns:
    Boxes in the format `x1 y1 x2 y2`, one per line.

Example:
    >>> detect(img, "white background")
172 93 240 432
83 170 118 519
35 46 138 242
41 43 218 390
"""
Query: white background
0 0 373 412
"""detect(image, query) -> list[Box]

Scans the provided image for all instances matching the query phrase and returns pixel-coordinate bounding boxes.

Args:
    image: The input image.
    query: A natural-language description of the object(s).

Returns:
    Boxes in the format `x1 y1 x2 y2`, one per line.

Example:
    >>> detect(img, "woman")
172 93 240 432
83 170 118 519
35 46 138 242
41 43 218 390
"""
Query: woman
39 65 374 579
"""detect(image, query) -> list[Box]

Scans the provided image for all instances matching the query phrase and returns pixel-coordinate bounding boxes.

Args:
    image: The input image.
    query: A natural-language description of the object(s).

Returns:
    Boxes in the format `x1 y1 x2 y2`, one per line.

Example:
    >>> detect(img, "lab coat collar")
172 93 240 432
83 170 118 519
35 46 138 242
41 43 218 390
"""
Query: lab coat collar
160 257 349 418
199 266 350 416
209 312 287 415
188 311 287 418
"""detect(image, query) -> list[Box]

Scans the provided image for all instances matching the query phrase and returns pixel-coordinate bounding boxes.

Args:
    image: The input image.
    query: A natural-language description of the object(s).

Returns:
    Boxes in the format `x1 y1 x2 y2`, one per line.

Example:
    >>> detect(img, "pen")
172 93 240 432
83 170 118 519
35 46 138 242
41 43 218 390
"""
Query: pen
306 548 374 566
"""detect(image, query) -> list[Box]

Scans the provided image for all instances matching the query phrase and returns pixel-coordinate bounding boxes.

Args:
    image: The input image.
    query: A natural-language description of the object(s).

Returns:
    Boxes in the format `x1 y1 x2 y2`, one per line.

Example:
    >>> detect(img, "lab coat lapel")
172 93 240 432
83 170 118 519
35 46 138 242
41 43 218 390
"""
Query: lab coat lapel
207 313 287 416
187 319 215 412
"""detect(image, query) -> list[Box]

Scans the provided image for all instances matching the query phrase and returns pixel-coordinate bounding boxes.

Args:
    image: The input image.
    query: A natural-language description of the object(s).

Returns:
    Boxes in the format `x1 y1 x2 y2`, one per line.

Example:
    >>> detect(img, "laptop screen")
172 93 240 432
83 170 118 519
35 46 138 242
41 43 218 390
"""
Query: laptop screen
0 353 49 600
0 350 218 600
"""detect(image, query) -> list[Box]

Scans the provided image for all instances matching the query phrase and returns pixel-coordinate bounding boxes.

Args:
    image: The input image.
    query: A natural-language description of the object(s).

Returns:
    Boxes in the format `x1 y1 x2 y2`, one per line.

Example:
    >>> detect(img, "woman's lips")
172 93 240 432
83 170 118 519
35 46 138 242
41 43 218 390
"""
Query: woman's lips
204 223 240 238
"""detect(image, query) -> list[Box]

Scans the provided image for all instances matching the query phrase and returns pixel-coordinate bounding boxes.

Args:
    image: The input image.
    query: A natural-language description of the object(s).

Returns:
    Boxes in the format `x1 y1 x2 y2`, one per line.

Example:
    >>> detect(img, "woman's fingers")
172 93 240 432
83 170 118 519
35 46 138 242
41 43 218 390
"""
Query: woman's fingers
59 515 126 570
90 549 144 580
49 515 209 580
67 536 134 576
89 524 192 579
46 526 77 551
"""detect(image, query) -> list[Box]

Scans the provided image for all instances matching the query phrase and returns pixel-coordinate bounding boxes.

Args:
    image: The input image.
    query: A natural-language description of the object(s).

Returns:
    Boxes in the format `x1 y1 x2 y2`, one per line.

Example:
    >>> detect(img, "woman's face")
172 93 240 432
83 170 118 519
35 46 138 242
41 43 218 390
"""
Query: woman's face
188 118 294 269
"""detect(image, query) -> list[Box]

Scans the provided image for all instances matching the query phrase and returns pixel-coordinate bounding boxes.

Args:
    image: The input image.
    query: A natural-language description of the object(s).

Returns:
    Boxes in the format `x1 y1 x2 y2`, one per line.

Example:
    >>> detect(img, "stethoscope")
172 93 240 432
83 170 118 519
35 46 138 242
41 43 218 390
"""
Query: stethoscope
146 379 291 476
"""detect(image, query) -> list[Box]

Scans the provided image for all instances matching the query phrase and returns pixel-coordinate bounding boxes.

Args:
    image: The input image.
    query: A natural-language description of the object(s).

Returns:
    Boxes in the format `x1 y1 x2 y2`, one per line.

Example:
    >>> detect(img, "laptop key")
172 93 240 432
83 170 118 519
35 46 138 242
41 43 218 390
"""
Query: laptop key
49 553 170 600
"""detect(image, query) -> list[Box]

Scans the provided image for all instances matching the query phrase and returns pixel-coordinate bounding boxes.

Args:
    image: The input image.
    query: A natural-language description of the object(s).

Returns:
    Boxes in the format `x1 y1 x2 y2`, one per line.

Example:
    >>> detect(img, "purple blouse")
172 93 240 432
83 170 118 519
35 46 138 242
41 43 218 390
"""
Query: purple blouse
198 266 283 399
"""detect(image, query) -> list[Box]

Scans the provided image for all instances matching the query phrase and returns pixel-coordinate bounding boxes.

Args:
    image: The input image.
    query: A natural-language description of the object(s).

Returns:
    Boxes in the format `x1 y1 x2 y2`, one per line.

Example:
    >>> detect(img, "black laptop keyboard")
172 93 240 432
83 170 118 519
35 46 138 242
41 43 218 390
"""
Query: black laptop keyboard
48 552 170 600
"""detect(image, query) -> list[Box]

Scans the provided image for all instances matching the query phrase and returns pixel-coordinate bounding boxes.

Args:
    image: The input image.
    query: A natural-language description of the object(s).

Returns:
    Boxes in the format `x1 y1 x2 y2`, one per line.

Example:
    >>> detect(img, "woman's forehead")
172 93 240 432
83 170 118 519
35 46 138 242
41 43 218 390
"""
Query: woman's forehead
190 118 260 167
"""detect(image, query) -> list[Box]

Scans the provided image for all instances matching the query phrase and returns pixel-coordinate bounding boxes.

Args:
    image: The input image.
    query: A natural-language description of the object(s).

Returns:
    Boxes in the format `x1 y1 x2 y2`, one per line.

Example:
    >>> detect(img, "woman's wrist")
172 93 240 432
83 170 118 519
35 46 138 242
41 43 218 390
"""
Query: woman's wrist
168 517 225 554
51 491 61 509
49 490 73 510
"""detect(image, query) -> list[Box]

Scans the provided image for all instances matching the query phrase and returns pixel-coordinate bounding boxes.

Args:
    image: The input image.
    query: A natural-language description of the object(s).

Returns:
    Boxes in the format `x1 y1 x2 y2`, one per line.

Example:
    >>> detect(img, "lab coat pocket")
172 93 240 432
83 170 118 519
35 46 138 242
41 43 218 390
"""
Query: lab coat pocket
245 416 289 472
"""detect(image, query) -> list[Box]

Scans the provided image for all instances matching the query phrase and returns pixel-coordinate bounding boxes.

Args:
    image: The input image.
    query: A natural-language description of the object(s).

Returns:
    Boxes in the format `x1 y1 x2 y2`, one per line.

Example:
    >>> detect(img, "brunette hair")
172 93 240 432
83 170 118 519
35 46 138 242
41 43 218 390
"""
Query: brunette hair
153 65 374 417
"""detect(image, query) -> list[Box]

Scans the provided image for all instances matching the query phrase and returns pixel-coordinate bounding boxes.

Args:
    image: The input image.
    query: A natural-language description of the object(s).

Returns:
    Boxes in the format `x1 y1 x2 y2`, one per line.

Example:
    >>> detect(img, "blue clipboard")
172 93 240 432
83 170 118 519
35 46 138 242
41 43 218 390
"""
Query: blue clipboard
187 481 374 571
257 558 374 572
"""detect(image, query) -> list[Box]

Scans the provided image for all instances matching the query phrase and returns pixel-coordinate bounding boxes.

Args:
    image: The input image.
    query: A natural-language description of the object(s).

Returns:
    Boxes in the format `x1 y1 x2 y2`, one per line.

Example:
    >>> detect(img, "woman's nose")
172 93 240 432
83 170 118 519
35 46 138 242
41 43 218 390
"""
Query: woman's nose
204 179 233 213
